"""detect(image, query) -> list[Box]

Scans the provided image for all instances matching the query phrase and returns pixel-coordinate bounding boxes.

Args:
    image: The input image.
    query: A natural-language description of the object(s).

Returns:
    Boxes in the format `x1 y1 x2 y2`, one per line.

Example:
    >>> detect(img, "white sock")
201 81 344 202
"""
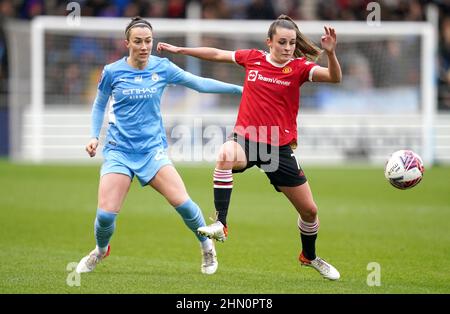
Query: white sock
200 238 213 251
96 245 108 256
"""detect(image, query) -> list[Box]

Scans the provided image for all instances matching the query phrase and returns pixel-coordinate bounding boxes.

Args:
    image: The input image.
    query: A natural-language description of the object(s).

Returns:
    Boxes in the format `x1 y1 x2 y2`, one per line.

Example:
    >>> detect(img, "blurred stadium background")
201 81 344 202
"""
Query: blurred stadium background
0 0 449 294
0 0 449 164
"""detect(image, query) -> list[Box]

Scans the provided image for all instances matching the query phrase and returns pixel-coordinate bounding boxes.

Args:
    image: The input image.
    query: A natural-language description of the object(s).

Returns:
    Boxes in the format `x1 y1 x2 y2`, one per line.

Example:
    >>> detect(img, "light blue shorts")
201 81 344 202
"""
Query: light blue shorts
101 146 172 186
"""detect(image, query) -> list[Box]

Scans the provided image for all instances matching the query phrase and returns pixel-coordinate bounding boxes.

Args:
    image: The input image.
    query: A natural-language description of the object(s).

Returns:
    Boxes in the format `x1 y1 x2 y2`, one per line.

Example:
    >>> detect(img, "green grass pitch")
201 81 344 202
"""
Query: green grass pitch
0 160 449 293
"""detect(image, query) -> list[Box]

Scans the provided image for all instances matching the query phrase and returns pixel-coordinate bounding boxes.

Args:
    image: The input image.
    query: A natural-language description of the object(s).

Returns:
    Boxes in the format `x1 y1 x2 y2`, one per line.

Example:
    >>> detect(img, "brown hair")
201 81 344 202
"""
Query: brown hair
268 15 322 62
125 16 153 40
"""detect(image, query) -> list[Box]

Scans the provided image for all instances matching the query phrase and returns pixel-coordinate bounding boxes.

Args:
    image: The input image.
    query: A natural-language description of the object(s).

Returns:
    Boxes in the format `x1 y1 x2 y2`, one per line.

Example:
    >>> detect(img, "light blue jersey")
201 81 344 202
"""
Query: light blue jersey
91 55 242 153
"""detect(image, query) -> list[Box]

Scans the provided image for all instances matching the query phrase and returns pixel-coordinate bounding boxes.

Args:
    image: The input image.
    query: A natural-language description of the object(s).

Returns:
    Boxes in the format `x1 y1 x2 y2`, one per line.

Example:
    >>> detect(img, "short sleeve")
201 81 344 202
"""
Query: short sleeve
98 66 112 95
297 58 319 84
233 49 253 68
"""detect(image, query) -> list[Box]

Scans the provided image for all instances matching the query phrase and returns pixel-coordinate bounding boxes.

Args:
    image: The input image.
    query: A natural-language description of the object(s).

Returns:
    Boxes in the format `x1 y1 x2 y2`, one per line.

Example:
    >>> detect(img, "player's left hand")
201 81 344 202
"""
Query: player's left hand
321 26 337 53
157 42 181 54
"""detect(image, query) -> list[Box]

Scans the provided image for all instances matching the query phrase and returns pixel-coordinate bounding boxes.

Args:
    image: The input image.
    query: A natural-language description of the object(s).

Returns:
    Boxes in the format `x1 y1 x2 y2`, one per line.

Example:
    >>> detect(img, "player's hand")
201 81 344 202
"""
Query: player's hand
85 138 99 157
157 42 181 54
321 26 337 53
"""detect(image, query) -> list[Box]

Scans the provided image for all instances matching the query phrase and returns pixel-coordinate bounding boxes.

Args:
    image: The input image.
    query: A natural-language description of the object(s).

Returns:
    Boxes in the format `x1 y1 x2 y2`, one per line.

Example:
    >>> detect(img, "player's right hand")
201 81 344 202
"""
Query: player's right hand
85 138 99 157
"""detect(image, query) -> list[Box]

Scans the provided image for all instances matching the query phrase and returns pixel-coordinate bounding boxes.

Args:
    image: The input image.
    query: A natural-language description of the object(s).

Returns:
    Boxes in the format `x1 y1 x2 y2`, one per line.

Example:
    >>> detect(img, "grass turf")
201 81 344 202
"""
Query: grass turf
0 161 449 293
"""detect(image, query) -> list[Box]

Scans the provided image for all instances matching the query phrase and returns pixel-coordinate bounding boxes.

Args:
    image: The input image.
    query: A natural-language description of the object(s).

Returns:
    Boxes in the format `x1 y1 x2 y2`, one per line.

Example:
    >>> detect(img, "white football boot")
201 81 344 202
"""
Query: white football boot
197 221 228 242
201 243 218 275
76 245 111 274
299 252 340 280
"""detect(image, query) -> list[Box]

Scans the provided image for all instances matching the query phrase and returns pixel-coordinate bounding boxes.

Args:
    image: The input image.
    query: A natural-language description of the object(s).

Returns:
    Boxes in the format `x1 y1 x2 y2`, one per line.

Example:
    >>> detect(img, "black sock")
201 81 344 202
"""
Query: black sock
301 233 317 260
298 217 320 260
214 188 232 226
213 168 233 226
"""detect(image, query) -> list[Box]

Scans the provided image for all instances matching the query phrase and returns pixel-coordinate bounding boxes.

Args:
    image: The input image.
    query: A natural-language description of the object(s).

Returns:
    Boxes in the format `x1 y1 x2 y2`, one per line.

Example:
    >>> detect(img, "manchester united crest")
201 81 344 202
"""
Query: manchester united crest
282 66 292 74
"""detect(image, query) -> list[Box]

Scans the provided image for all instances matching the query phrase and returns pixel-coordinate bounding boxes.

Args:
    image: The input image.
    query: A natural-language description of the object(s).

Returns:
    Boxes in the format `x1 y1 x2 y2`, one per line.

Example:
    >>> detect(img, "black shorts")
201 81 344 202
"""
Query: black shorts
230 133 307 192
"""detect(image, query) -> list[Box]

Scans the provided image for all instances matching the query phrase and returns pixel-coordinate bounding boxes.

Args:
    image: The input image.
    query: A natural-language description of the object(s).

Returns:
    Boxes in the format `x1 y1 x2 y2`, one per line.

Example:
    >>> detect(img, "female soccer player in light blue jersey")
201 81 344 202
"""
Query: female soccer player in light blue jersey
75 17 242 275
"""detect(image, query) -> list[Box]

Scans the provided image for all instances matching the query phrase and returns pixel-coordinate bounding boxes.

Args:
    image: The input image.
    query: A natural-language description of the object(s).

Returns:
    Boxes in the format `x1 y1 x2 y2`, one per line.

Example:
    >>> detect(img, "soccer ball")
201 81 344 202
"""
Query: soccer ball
384 150 424 190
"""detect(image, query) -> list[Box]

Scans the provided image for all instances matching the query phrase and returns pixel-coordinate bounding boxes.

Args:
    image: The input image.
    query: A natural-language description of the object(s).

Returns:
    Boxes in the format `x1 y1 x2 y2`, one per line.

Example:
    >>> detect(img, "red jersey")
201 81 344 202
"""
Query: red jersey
232 49 318 146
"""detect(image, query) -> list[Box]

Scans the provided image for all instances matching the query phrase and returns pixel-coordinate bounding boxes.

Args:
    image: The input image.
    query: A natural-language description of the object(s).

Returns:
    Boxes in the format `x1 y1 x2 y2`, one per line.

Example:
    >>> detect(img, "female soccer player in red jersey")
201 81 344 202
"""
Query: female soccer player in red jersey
157 15 342 280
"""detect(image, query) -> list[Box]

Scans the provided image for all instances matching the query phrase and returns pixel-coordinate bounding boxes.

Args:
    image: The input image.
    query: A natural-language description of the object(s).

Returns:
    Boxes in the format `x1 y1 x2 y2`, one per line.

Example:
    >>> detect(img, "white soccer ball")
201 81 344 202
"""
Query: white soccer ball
384 150 424 190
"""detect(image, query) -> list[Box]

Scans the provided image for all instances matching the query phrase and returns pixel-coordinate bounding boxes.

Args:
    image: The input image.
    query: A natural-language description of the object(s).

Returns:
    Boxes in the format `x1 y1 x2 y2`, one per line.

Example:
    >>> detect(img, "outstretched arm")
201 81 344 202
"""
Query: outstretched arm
157 42 234 63
174 70 243 94
86 90 109 157
312 26 342 83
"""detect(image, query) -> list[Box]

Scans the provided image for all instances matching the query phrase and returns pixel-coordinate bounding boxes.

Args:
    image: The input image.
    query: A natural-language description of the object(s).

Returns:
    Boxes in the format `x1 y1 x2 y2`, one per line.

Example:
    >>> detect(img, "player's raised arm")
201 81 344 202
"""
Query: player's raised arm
312 26 342 83
157 42 234 63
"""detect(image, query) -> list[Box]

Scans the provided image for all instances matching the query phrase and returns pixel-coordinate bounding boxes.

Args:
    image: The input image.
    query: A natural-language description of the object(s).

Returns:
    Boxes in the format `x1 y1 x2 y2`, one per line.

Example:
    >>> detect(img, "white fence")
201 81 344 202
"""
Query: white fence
18 108 450 165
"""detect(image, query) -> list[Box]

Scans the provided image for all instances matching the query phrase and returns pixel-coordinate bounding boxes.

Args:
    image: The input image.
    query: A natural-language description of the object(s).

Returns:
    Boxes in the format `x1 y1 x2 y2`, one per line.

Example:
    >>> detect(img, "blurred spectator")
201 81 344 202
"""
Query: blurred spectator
123 0 148 17
46 0 72 16
123 2 140 17
317 0 338 20
272 0 302 19
405 0 425 21
83 0 108 16
146 0 166 17
98 4 120 17
167 0 187 18
439 15 450 109
0 31 7 104
0 1 435 22
0 0 15 17
113 0 131 16
83 0 128 17
246 0 276 20
19 0 44 19
224 0 250 19
202 0 230 19
317 0 373 21
1 0 450 111
0 0 15 107
317 0 425 21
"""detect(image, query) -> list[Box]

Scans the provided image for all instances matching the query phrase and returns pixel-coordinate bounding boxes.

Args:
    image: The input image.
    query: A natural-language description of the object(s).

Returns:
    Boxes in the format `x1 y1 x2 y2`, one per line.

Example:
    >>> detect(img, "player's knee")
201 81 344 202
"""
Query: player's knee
167 190 190 207
302 203 318 221
216 145 235 168
98 201 120 213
